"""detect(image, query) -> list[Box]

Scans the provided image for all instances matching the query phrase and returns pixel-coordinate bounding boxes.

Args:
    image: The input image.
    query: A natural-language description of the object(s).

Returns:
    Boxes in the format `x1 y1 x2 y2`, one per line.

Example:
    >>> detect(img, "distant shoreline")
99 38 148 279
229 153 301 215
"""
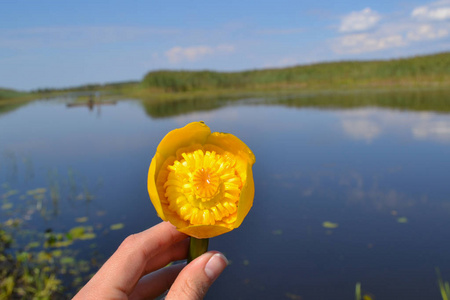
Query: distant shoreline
1 51 449 103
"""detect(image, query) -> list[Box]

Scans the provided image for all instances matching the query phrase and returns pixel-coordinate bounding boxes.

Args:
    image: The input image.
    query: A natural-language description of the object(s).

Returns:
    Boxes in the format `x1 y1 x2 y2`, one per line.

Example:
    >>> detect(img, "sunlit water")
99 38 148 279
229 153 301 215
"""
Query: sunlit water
1 95 450 299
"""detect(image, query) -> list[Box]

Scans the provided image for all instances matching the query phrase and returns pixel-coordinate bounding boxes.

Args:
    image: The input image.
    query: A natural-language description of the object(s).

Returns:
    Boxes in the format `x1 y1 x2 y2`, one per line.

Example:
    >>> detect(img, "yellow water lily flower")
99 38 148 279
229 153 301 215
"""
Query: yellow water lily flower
148 121 255 239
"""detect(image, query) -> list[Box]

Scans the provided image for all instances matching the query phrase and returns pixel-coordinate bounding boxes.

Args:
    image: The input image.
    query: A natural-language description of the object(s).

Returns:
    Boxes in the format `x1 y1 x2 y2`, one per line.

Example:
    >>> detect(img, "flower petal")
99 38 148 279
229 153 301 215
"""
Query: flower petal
148 153 166 220
157 122 211 159
234 163 255 228
206 132 255 165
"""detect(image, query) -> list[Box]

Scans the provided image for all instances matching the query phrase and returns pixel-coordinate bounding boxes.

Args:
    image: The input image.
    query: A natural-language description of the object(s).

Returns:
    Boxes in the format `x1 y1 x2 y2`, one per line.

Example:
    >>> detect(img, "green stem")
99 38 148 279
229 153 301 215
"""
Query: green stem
187 237 209 263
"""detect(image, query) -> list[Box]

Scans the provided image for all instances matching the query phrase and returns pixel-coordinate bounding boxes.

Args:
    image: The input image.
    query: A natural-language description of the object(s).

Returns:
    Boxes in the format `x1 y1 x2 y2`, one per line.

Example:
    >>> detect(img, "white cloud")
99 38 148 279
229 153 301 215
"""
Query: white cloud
333 1 450 55
334 33 405 54
165 46 213 64
412 1 450 21
339 8 381 33
407 24 449 41
165 44 235 64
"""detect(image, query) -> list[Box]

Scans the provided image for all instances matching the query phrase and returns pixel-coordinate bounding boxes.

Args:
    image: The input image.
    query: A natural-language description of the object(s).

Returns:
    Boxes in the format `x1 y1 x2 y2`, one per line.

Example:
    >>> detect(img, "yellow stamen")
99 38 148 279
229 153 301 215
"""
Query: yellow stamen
163 149 242 226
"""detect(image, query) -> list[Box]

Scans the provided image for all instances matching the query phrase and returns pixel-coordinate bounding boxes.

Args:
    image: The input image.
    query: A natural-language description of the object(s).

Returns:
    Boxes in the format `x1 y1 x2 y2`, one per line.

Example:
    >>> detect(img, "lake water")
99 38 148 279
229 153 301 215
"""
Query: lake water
1 91 450 299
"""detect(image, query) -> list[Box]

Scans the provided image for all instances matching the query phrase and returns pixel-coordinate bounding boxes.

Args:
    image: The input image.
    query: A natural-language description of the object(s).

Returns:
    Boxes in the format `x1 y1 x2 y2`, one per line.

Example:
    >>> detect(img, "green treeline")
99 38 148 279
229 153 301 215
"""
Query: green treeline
142 52 450 92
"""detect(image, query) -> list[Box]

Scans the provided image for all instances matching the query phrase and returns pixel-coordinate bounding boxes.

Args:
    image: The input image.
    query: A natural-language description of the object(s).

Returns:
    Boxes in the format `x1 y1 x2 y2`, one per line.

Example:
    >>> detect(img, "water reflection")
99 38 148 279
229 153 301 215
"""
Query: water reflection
140 96 225 118
338 108 450 143
341 118 381 142
264 89 450 112
413 120 450 142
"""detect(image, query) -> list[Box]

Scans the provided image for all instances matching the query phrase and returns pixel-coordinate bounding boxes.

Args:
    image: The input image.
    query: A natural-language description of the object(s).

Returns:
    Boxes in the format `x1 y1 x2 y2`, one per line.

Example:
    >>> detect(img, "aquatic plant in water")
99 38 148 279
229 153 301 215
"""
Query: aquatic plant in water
436 268 450 300
0 163 117 298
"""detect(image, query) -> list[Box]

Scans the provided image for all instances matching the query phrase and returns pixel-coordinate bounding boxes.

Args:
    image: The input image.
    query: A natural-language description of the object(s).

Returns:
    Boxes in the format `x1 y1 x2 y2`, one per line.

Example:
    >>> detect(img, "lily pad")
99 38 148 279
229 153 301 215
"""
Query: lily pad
397 217 408 223
2 190 18 198
285 292 302 300
322 221 339 229
110 223 125 230
60 256 75 265
4 218 22 227
1 203 13 210
76 217 88 223
26 241 40 249
16 252 30 262
79 233 97 240
53 240 74 248
37 251 52 263
27 188 47 195
33 194 45 201
69 226 85 239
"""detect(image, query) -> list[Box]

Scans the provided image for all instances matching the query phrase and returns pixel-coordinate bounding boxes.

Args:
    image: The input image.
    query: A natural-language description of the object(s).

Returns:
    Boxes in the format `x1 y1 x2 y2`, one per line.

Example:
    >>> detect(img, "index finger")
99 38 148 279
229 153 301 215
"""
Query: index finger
77 222 188 298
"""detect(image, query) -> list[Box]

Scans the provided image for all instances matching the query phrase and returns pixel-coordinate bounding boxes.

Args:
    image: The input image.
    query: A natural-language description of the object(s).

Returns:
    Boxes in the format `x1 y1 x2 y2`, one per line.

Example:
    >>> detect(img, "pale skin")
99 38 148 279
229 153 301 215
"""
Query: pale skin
74 222 228 300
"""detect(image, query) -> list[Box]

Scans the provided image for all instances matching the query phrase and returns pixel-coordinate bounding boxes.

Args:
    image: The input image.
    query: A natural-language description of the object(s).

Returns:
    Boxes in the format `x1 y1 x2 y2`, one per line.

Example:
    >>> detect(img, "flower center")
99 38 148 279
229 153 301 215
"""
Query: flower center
193 168 220 199
162 149 242 226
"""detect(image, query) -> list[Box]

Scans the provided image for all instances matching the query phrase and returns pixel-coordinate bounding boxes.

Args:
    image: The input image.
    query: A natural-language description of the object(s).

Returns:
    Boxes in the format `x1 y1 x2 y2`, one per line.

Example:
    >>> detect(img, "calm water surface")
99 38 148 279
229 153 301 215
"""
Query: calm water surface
1 94 450 299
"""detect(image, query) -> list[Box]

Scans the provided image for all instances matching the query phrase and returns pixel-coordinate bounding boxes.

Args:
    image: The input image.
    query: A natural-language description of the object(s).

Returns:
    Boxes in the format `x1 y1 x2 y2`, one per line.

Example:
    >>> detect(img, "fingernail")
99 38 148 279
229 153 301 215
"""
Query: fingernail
204 253 228 281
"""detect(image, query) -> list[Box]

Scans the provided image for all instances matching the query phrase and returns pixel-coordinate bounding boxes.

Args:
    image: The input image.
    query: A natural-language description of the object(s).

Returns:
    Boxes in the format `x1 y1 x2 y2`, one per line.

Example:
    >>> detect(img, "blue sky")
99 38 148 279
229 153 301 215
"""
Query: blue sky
1 0 449 90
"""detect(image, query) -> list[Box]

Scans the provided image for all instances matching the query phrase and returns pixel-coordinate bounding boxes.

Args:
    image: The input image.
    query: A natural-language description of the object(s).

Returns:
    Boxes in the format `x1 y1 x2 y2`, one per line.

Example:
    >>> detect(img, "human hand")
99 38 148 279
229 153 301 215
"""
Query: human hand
74 221 228 299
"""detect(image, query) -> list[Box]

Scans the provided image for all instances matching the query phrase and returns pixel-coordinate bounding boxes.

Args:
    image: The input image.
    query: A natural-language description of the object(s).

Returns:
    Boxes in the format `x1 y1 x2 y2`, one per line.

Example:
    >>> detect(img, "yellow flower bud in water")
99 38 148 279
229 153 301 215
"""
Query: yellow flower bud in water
148 121 255 238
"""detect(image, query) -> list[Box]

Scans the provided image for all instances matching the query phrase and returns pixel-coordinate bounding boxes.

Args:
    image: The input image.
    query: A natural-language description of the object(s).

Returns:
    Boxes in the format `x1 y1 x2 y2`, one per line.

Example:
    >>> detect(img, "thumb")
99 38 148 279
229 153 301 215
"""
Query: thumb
166 251 228 300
